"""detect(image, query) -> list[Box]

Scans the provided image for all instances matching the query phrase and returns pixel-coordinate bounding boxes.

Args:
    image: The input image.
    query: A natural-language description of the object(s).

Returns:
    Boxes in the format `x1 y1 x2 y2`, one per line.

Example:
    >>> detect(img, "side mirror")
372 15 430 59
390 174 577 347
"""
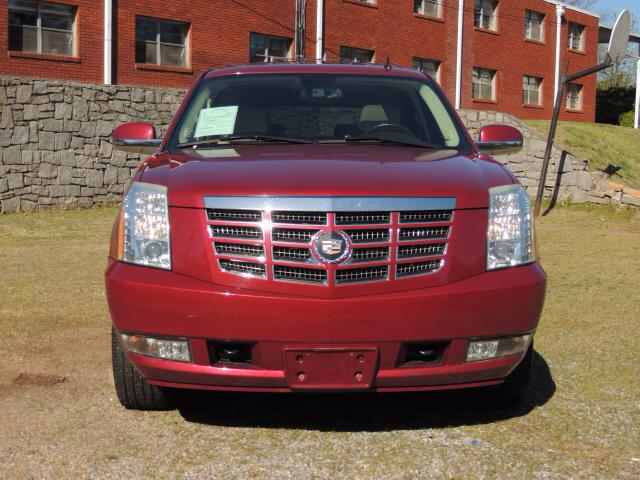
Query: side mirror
112 122 162 155
476 124 523 155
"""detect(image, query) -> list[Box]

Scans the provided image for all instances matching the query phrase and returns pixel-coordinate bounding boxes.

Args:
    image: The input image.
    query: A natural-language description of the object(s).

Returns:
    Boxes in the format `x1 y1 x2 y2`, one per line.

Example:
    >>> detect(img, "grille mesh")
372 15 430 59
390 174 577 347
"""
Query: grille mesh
272 246 312 262
215 242 264 257
219 259 266 277
345 229 390 243
400 211 452 223
336 266 388 284
272 228 318 243
211 225 262 239
336 212 390 225
272 211 327 225
274 265 327 283
351 247 389 262
207 209 261 222
396 260 442 277
399 226 449 241
398 243 446 258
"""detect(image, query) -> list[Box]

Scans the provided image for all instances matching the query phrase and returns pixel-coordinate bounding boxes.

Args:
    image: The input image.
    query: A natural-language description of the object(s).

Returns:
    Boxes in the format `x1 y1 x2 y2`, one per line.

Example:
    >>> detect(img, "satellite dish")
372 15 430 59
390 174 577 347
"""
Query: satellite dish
607 10 631 65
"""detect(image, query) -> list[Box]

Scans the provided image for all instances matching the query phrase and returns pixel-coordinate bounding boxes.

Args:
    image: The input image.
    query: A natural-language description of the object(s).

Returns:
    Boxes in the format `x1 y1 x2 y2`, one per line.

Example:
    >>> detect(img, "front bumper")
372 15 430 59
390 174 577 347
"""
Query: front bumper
106 260 546 392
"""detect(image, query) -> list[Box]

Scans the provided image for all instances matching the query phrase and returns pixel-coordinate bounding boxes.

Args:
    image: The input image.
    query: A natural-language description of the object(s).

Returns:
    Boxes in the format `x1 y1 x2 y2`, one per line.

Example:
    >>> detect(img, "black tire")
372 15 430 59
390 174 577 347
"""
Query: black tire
111 328 174 411
491 344 534 407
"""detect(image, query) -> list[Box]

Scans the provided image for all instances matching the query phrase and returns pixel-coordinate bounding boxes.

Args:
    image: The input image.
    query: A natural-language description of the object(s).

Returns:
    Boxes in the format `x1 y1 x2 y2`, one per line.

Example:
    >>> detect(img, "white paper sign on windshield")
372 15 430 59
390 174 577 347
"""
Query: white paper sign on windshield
194 106 238 138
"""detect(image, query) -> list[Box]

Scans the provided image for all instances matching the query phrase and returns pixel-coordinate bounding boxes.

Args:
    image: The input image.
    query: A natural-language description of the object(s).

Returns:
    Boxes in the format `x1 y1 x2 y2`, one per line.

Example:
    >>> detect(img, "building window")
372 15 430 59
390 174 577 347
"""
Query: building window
472 68 496 101
568 23 584 51
566 83 583 110
524 10 544 42
523 76 543 106
136 17 189 67
474 0 498 31
250 33 292 63
340 46 374 64
414 0 441 18
413 57 441 82
8 0 76 56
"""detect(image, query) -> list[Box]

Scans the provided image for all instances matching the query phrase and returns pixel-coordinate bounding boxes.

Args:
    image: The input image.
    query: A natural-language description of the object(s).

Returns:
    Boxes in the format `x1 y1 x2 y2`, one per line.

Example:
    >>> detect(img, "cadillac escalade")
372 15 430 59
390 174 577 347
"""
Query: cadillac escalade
106 63 545 410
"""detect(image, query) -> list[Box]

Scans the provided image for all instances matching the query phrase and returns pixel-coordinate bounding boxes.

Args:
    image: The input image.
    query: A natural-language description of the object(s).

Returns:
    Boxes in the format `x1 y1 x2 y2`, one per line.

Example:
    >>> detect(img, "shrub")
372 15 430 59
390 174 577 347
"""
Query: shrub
618 111 635 128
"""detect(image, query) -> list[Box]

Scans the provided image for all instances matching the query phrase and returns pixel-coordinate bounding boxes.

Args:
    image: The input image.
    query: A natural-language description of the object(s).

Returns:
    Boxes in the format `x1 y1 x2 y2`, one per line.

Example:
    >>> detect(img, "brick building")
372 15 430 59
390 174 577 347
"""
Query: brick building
1 0 599 121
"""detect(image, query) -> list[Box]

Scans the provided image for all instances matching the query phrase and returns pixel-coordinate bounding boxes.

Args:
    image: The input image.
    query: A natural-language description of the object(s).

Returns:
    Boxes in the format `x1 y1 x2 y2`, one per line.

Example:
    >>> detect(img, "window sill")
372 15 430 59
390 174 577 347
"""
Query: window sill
135 63 193 74
523 104 545 110
474 27 500 36
8 51 80 63
566 108 584 114
472 98 498 105
413 13 444 24
524 38 546 46
568 48 586 56
343 0 378 9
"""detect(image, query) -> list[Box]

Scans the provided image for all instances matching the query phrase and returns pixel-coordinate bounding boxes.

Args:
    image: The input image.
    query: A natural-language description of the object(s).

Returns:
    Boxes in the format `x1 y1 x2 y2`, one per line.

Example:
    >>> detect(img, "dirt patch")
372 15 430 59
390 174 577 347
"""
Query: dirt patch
13 373 67 387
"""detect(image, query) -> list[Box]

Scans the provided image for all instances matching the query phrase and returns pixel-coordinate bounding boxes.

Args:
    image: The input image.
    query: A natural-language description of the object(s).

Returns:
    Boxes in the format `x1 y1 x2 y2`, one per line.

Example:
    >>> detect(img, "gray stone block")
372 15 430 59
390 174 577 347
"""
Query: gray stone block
16 84 33 103
39 131 56 151
2 197 20 213
72 98 89 121
38 163 58 179
8 173 24 189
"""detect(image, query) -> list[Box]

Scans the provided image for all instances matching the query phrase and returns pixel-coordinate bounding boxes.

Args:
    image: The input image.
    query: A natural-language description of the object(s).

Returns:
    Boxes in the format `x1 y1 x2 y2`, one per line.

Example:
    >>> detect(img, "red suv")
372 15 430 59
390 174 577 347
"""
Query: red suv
106 63 545 410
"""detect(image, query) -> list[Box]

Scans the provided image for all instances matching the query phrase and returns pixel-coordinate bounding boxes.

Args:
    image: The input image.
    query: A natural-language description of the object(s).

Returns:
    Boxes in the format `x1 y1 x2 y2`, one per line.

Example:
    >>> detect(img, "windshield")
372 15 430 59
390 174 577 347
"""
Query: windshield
169 74 467 150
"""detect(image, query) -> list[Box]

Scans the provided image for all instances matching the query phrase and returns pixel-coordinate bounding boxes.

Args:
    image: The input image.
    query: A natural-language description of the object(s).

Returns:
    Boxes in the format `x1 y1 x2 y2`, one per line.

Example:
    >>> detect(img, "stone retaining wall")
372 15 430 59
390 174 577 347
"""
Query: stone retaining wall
0 76 184 213
1 75 638 213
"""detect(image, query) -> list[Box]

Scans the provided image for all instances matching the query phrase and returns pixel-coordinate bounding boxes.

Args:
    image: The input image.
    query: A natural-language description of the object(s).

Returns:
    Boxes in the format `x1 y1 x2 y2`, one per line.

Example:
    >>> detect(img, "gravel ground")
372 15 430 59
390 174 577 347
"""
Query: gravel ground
0 205 639 479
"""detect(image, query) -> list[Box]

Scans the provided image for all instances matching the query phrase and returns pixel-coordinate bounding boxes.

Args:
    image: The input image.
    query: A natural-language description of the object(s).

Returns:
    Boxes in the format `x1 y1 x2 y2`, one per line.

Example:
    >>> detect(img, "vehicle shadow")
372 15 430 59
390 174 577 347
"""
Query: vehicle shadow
176 350 555 432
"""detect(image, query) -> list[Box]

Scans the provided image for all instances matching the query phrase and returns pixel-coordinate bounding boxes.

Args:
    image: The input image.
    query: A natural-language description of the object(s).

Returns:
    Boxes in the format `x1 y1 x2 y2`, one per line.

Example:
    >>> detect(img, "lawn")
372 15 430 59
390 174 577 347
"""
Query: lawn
526 120 640 190
0 206 639 478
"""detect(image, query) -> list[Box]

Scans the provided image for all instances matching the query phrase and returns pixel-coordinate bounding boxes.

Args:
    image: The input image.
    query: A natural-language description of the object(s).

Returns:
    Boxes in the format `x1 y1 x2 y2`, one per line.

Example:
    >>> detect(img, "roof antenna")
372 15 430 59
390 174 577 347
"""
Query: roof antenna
384 56 392 71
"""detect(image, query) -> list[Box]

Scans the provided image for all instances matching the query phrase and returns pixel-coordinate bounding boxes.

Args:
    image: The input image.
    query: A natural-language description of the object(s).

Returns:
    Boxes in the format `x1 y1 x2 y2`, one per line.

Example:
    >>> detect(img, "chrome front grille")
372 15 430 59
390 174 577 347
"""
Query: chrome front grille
205 197 453 286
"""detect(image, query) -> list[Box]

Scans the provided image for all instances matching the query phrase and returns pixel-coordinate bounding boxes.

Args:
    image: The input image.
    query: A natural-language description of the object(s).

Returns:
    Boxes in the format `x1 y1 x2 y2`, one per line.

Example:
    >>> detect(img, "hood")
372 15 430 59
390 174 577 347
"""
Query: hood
140 144 514 209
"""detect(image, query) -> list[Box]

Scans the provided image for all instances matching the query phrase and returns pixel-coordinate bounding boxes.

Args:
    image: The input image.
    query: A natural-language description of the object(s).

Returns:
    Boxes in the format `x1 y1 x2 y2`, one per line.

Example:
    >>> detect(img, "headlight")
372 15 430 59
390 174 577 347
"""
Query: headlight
120 181 171 270
487 184 535 270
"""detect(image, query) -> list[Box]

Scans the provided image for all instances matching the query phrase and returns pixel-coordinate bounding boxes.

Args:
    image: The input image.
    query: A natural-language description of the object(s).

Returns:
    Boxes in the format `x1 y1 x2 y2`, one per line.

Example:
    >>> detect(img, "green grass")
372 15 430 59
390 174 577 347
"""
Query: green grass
0 206 639 478
526 120 640 190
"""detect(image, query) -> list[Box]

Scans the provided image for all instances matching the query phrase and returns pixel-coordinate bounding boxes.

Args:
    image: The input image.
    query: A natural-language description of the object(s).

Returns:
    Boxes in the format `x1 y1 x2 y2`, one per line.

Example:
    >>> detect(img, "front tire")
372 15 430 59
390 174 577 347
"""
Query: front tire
111 328 174 410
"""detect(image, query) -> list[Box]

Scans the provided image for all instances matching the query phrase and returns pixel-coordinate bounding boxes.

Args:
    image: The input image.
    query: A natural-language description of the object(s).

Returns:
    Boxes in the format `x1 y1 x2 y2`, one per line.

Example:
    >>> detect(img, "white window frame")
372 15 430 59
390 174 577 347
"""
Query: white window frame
249 33 293 63
136 16 190 67
413 57 441 83
568 23 585 52
566 83 583 111
475 0 498 31
524 10 545 42
414 0 442 18
472 67 496 101
8 0 76 56
340 46 375 64
523 75 543 106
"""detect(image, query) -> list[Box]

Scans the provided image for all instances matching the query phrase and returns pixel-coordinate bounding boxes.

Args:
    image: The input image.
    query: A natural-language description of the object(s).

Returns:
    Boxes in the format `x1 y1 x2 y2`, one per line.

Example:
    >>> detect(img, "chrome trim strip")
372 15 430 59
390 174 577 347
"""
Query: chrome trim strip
204 196 456 212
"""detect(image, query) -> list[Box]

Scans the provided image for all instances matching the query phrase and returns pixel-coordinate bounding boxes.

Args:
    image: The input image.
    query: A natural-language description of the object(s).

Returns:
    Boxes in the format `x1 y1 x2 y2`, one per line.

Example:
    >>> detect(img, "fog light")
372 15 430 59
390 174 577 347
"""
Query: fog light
121 333 191 362
466 334 532 362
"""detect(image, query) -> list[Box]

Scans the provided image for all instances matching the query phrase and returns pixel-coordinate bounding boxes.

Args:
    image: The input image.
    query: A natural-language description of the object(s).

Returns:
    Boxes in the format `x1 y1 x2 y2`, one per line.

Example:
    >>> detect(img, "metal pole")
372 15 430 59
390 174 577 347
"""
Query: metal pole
635 59 640 129
315 0 324 62
455 0 464 110
534 80 566 217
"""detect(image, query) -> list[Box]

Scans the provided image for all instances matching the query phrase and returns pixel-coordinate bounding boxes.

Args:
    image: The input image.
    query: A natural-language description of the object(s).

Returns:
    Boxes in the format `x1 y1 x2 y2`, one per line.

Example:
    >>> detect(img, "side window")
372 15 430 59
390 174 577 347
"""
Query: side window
135 17 189 67
249 33 292 63
8 0 76 56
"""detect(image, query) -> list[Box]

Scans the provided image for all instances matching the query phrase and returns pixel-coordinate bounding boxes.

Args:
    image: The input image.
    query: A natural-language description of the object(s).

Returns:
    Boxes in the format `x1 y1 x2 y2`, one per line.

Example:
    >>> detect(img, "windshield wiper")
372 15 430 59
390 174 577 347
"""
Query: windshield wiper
177 134 312 149
340 135 456 150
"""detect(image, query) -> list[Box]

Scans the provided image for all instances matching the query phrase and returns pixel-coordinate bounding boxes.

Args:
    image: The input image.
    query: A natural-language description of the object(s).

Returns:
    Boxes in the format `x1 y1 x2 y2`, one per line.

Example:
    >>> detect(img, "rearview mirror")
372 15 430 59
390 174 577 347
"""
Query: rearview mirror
112 122 162 155
477 124 523 155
